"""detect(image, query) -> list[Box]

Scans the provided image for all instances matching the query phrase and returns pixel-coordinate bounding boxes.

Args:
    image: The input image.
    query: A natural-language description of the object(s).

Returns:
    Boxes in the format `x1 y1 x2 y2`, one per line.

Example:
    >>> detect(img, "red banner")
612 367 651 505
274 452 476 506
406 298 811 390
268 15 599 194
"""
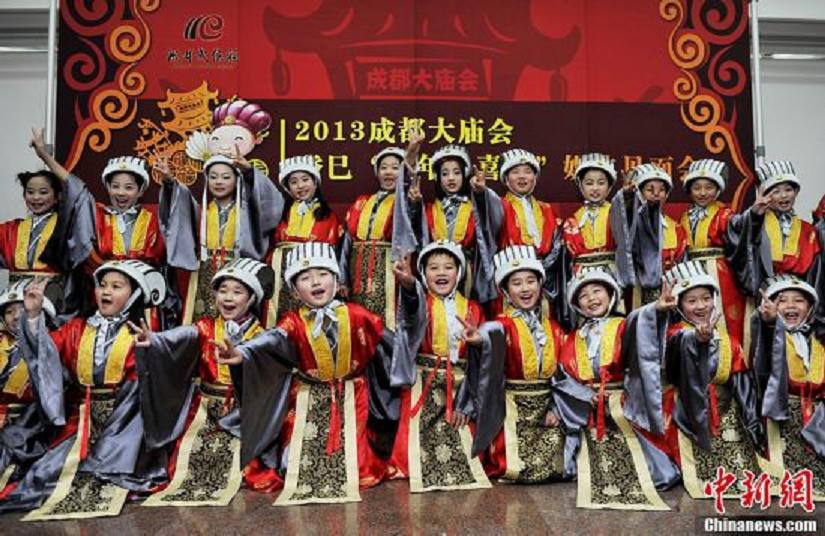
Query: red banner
56 0 755 216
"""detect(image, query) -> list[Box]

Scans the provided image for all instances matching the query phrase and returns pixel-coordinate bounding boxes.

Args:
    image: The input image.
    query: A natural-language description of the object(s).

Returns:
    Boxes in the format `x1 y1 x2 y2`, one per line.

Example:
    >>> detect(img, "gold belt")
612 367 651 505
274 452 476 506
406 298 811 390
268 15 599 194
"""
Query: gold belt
199 381 232 399
416 353 468 372
574 252 615 266
690 247 725 260
505 379 552 393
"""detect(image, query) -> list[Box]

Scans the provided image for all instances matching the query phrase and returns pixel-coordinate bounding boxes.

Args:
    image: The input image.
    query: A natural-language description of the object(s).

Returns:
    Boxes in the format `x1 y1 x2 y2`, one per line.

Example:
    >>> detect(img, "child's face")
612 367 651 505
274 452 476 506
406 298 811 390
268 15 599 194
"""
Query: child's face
689 178 719 208
579 170 611 203
377 155 401 191
576 282 611 318
95 271 134 317
505 270 542 310
776 289 811 328
107 172 142 211
439 160 464 195
768 183 798 213
208 124 256 158
640 179 669 204
24 175 58 215
286 171 317 202
424 252 459 297
505 164 538 196
2 303 23 334
215 279 254 322
679 286 715 325
207 163 238 202
293 268 337 308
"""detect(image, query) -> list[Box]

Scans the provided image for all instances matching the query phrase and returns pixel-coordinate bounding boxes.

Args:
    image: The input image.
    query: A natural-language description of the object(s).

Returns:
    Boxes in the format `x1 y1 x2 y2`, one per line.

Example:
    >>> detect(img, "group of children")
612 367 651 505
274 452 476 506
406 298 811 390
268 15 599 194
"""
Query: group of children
0 112 822 520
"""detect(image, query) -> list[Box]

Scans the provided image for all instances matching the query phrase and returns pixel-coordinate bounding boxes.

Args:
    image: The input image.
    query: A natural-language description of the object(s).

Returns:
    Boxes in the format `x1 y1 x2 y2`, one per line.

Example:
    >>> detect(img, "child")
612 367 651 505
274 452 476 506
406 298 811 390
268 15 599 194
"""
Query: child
0 129 94 314
160 152 283 324
0 280 57 489
615 163 687 309
560 266 675 510
389 240 501 492
269 155 344 324
133 258 280 506
471 245 571 483
214 242 404 505
662 260 767 499
0 260 168 520
752 274 824 500
408 144 493 302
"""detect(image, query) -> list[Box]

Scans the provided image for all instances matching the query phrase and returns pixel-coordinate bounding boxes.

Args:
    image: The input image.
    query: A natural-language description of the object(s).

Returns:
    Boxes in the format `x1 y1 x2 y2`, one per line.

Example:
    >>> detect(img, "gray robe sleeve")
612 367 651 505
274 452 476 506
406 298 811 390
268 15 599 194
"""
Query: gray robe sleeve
725 208 769 297
158 180 200 271
61 174 97 269
390 283 428 387
461 322 506 457
391 165 418 261
543 229 573 330
472 187 504 303
19 315 66 426
136 325 200 448
630 199 666 290
751 314 790 421
366 328 403 421
622 302 668 434
238 168 284 260
235 328 298 468
612 189 637 289
338 230 354 291
552 362 595 480
801 401 825 459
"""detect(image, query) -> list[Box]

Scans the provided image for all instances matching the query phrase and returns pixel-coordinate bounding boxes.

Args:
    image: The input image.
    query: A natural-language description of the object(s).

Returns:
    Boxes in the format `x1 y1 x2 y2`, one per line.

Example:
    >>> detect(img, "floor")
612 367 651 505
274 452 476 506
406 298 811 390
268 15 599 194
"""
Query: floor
0 480 820 535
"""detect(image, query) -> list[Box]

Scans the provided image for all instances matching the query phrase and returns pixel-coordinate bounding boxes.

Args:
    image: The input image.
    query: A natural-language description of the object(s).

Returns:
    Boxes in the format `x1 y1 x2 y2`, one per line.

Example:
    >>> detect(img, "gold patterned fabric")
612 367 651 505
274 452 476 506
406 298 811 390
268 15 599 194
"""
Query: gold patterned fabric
768 396 825 501
348 241 395 330
576 390 669 511
501 381 565 482
275 380 360 505
408 358 490 492
142 389 242 507
184 251 233 324
267 243 303 327
677 386 769 499
24 392 129 521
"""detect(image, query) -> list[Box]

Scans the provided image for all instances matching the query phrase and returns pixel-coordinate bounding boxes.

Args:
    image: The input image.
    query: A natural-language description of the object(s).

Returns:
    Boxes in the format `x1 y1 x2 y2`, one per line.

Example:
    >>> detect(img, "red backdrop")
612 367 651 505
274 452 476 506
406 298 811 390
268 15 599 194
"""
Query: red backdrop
55 0 755 217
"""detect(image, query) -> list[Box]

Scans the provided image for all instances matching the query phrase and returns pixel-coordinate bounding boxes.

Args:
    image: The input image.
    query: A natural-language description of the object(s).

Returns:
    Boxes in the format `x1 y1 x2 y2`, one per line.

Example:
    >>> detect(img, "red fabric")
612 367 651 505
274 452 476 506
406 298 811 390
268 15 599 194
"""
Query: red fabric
562 208 616 260
0 218 61 273
86 203 166 273
498 196 559 257
273 209 344 244
344 194 394 241
774 218 821 278
51 318 139 383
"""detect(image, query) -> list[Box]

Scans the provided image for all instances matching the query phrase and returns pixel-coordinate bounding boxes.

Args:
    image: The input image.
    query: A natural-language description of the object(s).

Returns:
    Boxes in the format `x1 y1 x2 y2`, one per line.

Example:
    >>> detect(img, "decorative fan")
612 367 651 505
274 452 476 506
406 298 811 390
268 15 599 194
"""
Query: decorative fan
185 131 212 162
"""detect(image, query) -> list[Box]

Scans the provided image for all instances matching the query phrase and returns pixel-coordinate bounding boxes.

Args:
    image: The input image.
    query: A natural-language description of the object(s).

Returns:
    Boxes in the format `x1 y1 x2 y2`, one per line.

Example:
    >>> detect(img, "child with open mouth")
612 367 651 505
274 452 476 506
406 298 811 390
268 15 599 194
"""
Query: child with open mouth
213 242 407 506
0 260 168 520
388 240 500 493
752 274 825 501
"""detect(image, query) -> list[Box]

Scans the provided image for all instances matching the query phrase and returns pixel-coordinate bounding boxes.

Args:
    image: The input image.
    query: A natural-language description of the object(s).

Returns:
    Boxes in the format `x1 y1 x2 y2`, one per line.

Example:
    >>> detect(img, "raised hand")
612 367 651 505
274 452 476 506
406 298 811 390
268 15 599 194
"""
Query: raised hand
30 127 48 158
127 319 152 348
695 317 715 343
231 143 251 171
469 165 488 193
455 315 482 347
153 156 174 183
392 255 416 291
655 279 677 312
543 410 560 428
407 171 423 203
448 411 470 430
758 288 778 323
23 276 48 319
405 126 425 170
621 170 636 193
212 337 243 365
752 187 773 216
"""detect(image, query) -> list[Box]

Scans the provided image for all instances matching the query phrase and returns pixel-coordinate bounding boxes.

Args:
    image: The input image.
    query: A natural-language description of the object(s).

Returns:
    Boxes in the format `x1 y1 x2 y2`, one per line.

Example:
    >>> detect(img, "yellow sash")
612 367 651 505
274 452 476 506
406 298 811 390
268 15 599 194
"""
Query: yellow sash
111 208 152 256
0 337 29 397
681 201 721 249
574 203 611 250
301 305 352 381
765 210 802 262
574 317 624 382
285 201 318 239
206 201 237 250
432 199 473 243
786 333 825 385
77 324 133 386
663 215 678 250
506 193 545 247
356 193 395 241
512 314 558 380
14 213 58 270
712 327 733 384
215 317 264 384
430 293 469 357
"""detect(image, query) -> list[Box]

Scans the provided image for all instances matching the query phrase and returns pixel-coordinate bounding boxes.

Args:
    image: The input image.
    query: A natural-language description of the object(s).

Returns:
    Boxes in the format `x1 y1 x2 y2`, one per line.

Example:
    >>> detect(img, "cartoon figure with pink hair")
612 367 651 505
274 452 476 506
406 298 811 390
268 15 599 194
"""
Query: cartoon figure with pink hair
186 98 273 162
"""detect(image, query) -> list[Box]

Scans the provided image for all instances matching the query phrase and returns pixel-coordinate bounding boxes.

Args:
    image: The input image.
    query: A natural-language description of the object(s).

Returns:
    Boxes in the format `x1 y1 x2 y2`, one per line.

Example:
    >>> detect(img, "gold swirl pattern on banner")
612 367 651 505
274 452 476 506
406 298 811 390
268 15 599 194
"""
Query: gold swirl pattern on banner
65 0 160 171
660 0 753 212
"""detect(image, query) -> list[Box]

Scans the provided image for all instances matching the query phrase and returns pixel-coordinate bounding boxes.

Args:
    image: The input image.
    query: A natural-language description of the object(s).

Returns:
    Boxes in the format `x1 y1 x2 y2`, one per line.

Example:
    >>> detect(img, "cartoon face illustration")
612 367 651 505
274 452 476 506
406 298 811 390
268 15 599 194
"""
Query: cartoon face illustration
208 123 258 158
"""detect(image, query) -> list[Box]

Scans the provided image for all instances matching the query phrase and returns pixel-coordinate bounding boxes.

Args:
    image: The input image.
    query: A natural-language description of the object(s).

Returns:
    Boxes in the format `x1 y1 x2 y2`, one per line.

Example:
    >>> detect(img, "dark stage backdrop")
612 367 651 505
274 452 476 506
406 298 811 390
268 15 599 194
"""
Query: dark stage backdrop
55 0 755 217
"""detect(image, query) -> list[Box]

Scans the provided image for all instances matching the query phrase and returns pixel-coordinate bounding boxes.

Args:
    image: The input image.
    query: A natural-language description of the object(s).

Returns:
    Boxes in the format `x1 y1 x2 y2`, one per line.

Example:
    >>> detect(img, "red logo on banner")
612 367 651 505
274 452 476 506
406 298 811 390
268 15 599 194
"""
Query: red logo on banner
184 14 224 41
